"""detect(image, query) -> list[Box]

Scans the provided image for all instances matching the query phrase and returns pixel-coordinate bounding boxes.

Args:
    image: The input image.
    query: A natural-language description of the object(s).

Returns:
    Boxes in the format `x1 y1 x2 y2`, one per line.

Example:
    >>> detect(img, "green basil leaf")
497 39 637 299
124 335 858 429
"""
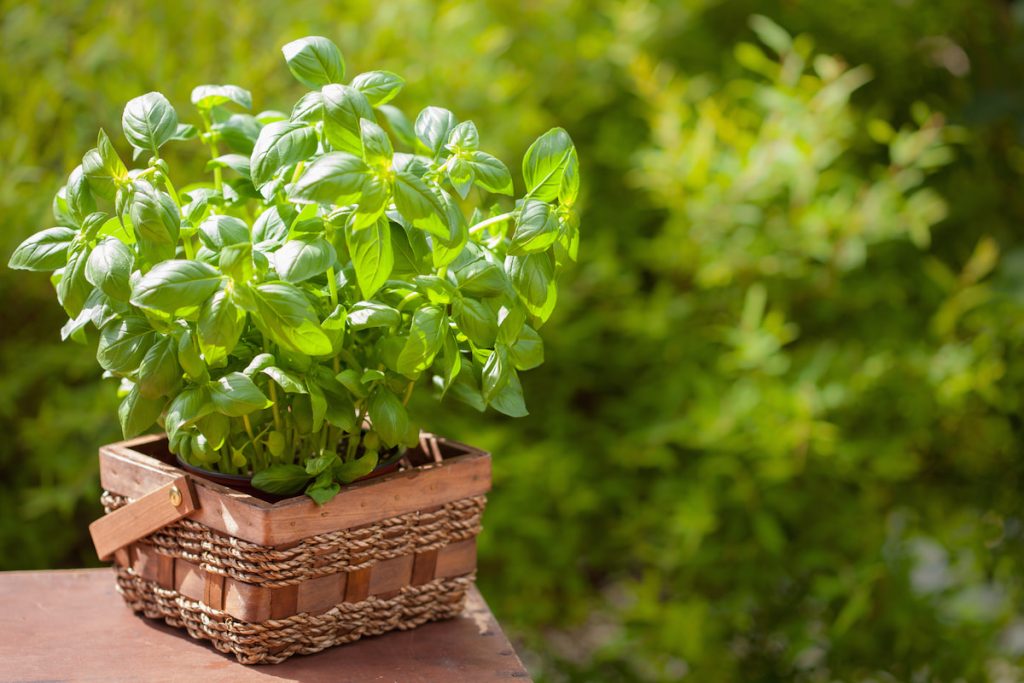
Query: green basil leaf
559 147 580 205
198 289 246 366
455 258 507 297
122 92 179 154
509 199 559 255
347 217 393 298
243 353 276 377
190 84 253 110
509 324 544 370
137 334 180 398
262 366 307 393
437 329 462 395
482 345 510 403
352 173 390 230
351 70 405 106
290 91 323 123
376 104 417 148
446 121 479 151
321 303 347 352
252 206 295 247
322 84 375 155
397 305 446 378
56 246 91 318
9 227 76 271
447 362 485 412
348 301 401 330
210 371 272 416
289 152 370 205
505 252 557 322
119 385 165 439
360 119 393 165
300 476 337 504
414 274 459 305
97 128 128 181
165 385 214 441
368 388 408 447
414 106 458 157
455 297 498 348
170 124 198 142
281 36 345 89
60 288 110 341
468 150 513 196
333 451 378 484
489 367 528 417
361 369 386 384
497 303 527 345
252 463 311 495
334 369 366 398
274 235 336 283
392 171 449 239
206 154 251 179
522 127 575 202
66 165 96 224
82 149 116 201
213 113 261 154
131 259 224 314
128 180 180 263
198 215 249 252
319 379 356 431
250 121 317 188
180 188 215 226
53 187 75 226
97 316 154 373
219 242 254 282
249 282 333 356
431 188 468 267
447 156 474 199
306 380 327 432
198 412 230 450
305 452 336 476
85 237 134 302
177 328 207 380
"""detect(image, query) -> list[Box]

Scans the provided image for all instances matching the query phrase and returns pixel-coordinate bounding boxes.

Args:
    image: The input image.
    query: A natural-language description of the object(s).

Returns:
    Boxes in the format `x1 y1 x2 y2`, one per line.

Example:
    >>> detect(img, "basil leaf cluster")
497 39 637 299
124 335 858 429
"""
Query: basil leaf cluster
9 36 581 503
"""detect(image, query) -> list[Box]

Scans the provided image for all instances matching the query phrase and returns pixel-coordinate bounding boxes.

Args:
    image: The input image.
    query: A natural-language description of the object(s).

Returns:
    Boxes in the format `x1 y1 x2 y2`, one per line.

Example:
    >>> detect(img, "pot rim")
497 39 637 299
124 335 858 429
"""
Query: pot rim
176 445 407 481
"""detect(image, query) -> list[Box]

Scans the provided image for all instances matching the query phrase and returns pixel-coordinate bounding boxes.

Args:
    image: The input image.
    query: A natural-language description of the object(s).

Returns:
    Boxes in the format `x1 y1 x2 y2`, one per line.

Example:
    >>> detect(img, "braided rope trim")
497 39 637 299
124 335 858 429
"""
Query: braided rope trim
102 492 485 587
115 566 473 665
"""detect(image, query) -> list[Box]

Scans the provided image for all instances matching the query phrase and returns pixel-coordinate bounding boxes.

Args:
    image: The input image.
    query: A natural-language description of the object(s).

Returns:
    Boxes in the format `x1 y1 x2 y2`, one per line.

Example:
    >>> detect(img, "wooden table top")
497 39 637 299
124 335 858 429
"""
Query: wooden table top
0 569 531 682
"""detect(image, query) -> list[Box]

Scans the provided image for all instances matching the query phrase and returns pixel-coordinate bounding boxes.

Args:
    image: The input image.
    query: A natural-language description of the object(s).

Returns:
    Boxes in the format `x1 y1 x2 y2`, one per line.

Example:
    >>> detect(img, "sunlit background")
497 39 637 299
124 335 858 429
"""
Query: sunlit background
3 1 1024 680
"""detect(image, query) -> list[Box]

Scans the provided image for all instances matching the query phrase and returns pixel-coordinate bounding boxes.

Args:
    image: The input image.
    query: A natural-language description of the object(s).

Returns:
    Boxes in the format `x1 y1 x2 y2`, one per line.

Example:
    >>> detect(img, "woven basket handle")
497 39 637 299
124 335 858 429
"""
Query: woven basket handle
89 475 199 562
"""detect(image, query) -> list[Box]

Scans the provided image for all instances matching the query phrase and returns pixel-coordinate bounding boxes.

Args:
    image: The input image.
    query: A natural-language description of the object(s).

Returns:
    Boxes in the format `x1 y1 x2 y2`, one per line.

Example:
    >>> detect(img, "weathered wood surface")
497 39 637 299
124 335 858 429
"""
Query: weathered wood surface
0 569 532 683
98 434 492 546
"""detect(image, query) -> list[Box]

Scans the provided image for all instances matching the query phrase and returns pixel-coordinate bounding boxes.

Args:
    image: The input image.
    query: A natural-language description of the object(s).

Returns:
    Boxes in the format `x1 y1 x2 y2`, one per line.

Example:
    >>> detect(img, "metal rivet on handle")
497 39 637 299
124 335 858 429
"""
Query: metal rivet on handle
169 485 182 507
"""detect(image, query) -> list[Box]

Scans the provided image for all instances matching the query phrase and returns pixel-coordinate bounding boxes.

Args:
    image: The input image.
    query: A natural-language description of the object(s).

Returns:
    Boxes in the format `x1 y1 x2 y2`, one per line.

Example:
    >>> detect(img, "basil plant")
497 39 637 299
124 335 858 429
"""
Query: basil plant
8 37 579 503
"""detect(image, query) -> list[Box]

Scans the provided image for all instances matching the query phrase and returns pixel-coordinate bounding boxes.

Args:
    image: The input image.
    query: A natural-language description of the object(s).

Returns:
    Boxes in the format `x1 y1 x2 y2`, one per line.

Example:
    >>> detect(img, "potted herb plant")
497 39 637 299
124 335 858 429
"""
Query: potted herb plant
9 36 580 663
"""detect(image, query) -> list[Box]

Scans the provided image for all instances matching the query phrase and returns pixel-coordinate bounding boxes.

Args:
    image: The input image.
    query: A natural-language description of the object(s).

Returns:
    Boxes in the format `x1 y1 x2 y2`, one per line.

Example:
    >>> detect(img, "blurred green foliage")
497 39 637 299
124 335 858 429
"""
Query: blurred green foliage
3 0 1024 680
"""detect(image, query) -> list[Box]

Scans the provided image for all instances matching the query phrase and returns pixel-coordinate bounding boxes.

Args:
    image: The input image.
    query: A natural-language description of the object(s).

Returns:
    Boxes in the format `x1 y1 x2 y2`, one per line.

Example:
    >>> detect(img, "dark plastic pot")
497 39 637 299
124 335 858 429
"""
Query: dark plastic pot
175 446 405 502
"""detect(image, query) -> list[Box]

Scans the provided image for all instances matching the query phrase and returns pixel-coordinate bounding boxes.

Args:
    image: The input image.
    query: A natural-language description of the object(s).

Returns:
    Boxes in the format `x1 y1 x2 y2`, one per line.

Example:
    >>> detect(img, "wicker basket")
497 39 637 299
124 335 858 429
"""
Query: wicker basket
90 433 491 664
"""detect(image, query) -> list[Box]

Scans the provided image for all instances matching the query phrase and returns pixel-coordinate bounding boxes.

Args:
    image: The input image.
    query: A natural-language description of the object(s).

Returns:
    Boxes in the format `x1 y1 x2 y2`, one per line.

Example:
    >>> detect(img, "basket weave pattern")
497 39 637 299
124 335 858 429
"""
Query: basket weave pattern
115 568 473 664
102 492 485 587
100 491 486 664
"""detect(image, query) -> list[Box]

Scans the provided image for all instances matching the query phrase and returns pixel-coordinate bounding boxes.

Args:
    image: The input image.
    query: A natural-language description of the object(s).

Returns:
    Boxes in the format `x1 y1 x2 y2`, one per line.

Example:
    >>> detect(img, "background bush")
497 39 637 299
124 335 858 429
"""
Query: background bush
3 1 1024 680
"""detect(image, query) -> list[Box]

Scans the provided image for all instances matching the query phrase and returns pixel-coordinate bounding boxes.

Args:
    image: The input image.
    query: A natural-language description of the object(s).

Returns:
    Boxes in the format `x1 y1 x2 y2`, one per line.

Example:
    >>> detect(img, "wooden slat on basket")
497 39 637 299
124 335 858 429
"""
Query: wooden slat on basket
89 475 197 561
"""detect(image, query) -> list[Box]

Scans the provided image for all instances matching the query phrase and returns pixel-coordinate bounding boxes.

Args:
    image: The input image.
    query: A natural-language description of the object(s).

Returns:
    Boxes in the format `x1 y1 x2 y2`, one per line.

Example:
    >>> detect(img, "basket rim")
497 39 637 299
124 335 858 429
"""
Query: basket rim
99 432 492 546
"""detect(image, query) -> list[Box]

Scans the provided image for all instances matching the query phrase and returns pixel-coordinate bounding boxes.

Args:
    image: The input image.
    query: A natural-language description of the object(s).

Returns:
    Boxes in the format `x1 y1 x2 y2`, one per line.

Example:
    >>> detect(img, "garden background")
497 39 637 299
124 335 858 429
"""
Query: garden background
2 1 1024 680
